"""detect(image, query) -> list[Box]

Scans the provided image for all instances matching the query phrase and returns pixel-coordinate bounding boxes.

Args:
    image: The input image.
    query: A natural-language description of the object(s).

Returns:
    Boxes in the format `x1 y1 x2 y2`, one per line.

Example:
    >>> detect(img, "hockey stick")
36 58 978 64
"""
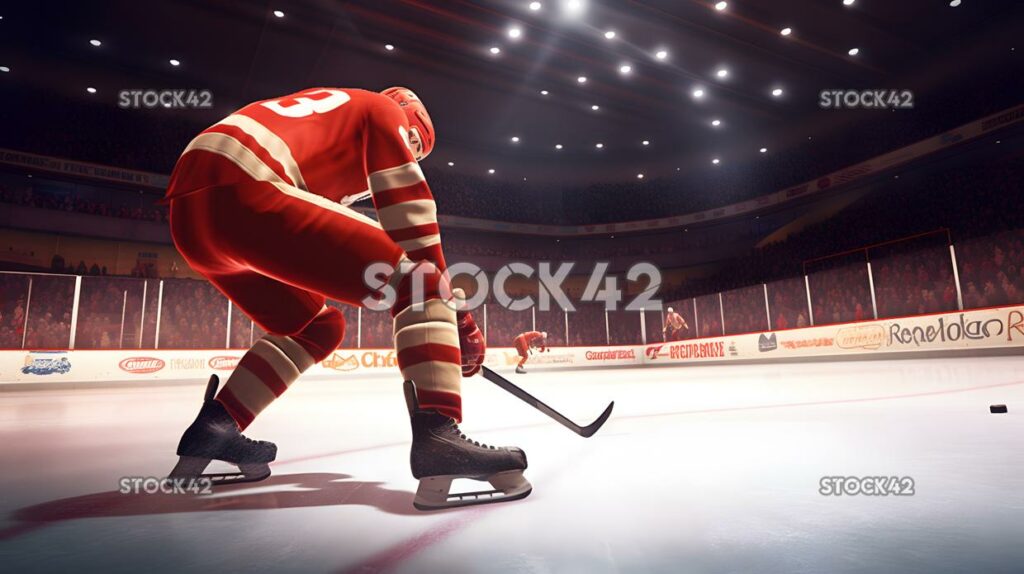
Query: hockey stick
480 366 614 438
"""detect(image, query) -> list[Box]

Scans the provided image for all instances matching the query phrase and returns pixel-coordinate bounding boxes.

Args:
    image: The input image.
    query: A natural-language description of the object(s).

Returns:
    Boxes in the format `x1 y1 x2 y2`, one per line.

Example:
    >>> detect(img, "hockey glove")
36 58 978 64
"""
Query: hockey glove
457 310 485 377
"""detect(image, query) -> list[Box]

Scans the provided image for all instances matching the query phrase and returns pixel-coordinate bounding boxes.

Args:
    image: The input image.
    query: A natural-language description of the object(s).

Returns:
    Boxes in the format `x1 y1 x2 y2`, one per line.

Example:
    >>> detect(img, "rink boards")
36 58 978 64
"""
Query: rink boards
2 304 1023 384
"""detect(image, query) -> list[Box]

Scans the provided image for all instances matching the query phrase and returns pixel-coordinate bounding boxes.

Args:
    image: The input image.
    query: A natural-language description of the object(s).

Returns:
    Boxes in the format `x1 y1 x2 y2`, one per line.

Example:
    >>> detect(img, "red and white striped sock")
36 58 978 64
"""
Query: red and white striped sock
391 260 463 421
217 306 344 430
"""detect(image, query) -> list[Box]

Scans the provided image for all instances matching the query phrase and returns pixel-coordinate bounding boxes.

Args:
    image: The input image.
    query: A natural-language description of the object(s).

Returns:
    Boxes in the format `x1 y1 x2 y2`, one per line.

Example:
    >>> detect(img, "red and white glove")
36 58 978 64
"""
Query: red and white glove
457 310 485 377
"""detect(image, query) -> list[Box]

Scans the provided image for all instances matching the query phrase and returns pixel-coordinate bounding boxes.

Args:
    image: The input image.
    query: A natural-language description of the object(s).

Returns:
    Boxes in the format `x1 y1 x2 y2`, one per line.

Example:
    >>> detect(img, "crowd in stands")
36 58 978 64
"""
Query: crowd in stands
722 285 770 336
767 277 810 332
0 274 75 349
0 181 167 223
957 230 1024 310
872 243 958 319
2 217 1021 350
47 254 109 277
2 140 1022 350
662 158 1024 315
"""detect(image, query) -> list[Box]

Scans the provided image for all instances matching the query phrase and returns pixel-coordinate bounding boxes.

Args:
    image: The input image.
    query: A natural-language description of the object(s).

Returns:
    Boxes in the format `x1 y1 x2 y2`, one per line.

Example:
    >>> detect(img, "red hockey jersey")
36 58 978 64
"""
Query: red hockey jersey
514 331 547 351
165 87 446 270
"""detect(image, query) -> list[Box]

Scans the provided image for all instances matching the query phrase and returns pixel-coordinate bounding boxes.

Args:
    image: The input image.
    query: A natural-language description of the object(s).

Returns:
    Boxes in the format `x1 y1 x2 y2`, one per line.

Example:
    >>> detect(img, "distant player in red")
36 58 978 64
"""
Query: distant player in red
663 307 688 341
513 330 548 374
165 87 529 510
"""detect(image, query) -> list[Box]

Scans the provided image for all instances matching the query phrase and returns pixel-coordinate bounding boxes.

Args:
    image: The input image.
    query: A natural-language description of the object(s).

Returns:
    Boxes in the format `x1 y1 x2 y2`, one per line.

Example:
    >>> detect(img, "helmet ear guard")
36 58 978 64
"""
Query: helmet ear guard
381 87 435 160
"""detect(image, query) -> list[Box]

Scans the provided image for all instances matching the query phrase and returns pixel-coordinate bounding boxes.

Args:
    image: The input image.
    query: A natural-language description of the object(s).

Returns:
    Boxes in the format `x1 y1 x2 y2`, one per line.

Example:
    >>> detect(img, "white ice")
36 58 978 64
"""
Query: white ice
1 356 1023 573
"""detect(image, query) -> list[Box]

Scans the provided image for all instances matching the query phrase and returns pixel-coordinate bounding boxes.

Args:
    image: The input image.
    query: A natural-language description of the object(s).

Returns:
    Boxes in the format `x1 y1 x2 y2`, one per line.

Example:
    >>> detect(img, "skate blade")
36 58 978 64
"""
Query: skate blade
413 470 532 511
168 457 271 487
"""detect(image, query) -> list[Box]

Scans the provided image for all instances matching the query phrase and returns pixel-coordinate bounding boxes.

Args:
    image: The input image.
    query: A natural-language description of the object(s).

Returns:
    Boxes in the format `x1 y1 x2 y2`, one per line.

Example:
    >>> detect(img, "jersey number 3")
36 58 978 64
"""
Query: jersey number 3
261 89 351 118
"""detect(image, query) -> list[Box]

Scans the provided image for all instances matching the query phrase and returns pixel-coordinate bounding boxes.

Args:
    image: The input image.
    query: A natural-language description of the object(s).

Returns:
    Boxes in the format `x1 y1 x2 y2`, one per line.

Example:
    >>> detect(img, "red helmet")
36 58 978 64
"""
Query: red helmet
381 86 434 160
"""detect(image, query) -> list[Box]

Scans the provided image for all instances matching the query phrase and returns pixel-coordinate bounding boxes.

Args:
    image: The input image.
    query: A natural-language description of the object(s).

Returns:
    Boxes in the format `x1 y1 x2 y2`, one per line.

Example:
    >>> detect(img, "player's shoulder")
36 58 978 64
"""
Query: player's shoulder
244 87 392 112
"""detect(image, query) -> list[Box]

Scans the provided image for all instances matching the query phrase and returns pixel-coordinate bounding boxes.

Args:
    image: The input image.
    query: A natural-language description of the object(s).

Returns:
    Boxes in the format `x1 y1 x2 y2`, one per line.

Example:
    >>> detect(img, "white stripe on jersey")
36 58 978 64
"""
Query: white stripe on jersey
184 132 286 184
184 132 383 231
376 199 437 230
368 161 425 193
217 114 309 191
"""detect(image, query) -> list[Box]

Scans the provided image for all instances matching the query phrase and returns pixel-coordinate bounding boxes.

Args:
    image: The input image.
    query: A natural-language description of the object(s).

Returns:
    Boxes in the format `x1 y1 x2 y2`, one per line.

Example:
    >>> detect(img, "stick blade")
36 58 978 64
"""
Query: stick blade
579 401 614 438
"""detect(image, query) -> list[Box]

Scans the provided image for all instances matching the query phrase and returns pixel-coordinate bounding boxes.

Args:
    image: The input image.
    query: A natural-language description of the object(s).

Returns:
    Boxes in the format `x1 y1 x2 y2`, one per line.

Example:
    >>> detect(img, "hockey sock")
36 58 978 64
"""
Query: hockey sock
391 260 463 421
217 306 344 430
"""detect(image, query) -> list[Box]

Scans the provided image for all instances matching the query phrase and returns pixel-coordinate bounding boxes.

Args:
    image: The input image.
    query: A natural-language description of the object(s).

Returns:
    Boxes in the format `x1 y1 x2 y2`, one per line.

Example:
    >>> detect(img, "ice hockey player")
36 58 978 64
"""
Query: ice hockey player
513 330 548 374
663 307 688 341
163 87 530 510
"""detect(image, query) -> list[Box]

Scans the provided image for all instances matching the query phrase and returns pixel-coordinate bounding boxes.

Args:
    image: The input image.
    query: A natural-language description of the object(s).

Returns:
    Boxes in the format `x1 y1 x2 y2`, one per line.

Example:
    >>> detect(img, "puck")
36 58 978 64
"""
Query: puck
990 405 1008 414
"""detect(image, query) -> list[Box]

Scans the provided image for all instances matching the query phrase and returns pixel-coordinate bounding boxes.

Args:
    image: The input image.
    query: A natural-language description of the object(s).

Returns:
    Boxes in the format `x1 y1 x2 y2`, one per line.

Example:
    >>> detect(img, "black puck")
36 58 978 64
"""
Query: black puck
990 405 1008 414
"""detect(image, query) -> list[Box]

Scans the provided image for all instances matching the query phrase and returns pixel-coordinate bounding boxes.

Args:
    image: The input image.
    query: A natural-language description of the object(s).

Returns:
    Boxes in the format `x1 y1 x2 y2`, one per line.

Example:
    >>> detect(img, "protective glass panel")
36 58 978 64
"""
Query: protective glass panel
325 301 359 350
484 303 533 347
871 233 957 319
643 309 664 343
0 272 32 349
607 310 643 345
806 253 873 326
567 303 607 346
535 307 567 347
228 301 255 349
955 229 1024 309
158 279 228 349
23 274 76 349
694 294 723 338
721 284 769 336
359 309 393 348
766 277 811 331
75 276 148 349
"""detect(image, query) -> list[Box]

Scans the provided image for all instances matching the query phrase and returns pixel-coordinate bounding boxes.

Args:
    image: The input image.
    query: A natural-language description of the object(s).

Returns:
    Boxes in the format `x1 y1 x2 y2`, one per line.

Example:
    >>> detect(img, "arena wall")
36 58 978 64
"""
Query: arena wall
2 305 1022 385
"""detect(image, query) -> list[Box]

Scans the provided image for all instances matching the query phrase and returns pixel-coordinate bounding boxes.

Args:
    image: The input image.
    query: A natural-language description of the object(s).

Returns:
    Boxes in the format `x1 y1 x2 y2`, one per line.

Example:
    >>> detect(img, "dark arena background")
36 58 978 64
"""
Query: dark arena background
2 1 1024 572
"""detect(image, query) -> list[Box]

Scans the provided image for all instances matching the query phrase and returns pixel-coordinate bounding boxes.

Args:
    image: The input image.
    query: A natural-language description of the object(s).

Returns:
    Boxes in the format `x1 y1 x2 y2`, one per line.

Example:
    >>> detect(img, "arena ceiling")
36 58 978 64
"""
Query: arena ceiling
0 0 1021 186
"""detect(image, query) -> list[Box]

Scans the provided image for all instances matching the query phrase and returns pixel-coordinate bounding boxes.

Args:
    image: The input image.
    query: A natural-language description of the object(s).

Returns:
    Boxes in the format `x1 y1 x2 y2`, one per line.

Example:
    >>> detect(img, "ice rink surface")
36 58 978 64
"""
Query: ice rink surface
2 356 1023 573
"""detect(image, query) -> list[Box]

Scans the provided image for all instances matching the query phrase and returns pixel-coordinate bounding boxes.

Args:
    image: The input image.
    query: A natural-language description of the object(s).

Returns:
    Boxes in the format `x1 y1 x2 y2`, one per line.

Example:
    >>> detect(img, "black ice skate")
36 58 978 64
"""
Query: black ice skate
167 375 277 486
405 380 531 510
515 365 527 374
